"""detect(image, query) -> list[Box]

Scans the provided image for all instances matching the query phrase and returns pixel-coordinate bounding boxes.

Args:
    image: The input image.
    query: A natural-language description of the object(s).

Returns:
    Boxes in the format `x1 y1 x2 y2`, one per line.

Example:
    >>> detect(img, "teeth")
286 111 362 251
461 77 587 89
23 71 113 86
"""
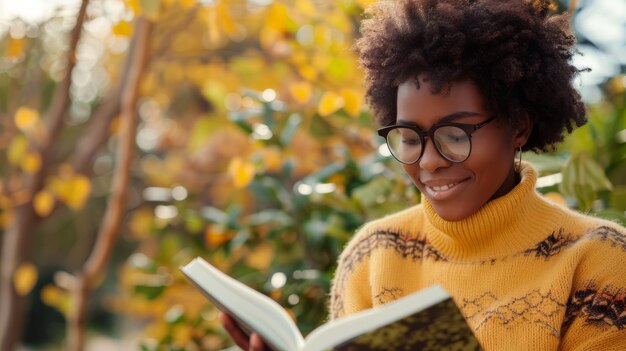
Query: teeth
431 183 455 192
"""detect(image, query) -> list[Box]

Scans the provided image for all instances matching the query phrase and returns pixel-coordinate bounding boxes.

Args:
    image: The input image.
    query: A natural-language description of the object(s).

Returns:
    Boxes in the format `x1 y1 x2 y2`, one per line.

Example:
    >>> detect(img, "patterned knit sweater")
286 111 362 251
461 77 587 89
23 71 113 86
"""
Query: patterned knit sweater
330 162 626 350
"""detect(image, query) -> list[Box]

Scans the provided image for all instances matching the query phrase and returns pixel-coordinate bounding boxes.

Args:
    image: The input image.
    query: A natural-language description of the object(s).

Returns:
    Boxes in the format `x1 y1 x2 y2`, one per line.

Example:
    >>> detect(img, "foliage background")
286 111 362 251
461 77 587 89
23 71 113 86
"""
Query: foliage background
0 0 624 350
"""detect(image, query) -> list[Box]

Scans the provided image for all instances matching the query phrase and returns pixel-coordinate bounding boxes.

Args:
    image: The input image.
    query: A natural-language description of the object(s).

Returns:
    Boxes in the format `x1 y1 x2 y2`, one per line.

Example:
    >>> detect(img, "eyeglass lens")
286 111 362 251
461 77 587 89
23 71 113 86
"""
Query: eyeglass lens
385 126 471 163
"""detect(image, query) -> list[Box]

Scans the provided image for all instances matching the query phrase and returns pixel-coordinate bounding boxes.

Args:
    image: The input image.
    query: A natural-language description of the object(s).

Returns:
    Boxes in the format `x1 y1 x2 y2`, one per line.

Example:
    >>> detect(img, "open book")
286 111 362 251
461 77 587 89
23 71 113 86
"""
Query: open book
181 257 482 351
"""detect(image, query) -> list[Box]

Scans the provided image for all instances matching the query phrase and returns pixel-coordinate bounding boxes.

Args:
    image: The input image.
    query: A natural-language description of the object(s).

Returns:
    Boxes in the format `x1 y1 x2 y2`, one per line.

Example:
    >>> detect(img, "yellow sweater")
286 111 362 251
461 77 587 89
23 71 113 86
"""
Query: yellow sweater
330 162 626 350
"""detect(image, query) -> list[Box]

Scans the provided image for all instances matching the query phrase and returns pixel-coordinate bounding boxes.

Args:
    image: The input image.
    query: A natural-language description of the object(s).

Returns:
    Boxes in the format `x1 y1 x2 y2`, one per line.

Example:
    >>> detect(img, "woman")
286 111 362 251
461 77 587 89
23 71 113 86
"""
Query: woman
223 0 626 349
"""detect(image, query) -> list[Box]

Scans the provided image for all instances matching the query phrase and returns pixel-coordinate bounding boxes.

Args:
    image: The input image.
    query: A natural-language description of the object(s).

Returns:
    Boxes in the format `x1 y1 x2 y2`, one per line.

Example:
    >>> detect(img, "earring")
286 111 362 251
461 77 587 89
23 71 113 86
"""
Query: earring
515 146 522 173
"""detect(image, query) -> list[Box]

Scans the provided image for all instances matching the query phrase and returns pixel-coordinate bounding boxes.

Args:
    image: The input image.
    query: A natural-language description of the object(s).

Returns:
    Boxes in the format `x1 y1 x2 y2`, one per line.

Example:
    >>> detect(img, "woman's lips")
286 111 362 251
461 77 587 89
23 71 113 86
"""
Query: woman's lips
421 178 470 201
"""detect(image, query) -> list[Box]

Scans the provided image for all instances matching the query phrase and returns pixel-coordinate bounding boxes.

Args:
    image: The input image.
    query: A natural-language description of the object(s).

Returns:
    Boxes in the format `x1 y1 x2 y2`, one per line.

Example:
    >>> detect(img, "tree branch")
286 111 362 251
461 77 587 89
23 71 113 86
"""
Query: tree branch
42 0 89 151
67 17 154 351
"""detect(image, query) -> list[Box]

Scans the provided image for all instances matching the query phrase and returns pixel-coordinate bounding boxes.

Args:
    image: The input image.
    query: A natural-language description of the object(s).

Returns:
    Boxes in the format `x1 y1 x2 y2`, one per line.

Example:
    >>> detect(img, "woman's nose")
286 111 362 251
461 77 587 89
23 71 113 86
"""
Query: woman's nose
418 138 450 172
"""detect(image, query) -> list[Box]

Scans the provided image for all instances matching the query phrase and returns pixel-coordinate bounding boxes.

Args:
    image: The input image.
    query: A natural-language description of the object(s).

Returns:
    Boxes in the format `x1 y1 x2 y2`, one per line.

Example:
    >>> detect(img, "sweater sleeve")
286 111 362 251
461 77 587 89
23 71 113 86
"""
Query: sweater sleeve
558 224 626 351
329 226 373 320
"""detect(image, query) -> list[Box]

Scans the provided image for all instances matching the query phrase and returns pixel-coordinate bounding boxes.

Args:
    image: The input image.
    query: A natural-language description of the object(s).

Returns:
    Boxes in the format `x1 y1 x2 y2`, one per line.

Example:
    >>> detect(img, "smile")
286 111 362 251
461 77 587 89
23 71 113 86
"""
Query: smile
430 183 458 192
422 178 469 201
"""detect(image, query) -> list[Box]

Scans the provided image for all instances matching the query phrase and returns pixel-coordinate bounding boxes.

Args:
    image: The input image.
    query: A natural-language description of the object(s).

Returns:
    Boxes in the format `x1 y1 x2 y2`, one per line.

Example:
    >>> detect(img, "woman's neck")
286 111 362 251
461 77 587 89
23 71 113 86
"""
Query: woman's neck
489 164 519 202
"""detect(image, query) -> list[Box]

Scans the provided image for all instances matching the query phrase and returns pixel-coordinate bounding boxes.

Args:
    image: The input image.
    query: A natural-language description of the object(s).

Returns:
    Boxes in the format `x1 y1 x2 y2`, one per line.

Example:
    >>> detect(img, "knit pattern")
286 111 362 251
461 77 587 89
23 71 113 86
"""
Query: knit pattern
330 163 626 350
563 284 626 331
462 290 565 337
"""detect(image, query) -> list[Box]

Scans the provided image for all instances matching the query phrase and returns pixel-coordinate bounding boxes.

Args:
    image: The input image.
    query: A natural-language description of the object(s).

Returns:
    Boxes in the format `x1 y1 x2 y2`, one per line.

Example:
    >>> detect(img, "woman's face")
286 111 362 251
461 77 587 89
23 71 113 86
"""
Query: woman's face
396 77 526 221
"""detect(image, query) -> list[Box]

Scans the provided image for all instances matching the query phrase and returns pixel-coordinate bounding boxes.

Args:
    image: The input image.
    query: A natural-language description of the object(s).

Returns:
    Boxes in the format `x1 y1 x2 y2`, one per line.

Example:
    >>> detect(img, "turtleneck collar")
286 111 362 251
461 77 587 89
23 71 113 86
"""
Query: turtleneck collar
422 161 562 260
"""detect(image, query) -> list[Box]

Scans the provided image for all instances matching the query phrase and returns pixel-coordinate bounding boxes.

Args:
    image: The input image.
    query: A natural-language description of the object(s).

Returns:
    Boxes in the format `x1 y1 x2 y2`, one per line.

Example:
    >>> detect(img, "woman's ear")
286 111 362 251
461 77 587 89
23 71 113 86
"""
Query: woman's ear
514 113 532 148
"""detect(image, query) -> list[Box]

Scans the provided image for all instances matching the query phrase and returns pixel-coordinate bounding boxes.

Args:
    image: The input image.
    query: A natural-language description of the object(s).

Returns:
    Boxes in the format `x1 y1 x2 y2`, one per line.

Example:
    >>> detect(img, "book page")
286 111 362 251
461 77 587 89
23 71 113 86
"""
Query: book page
332 299 482 351
181 258 305 351
302 285 471 351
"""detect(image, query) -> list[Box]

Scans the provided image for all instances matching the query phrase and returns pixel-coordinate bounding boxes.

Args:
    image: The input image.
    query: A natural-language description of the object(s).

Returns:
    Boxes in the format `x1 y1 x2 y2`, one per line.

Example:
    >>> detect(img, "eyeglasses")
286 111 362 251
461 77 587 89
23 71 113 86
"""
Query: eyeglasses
377 116 497 164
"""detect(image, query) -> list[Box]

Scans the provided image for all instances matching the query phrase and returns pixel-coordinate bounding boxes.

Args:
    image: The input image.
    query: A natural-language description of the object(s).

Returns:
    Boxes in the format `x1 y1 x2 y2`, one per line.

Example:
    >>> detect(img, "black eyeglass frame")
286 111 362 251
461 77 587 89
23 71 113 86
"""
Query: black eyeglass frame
377 115 497 164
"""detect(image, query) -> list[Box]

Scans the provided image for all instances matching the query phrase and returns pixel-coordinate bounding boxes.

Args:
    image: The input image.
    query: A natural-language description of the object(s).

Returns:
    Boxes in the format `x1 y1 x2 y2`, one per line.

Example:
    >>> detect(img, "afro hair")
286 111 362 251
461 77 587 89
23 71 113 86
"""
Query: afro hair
356 0 587 152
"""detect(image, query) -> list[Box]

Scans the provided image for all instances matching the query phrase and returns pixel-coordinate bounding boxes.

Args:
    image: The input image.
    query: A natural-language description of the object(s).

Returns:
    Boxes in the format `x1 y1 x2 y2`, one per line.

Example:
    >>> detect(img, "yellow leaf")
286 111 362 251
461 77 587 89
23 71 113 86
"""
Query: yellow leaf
7 37 26 58
66 175 91 210
125 0 141 14
41 284 61 306
289 81 312 104
312 53 331 71
130 208 154 239
317 91 343 117
14 263 38 296
295 0 316 17
204 224 233 248
40 284 72 316
341 89 363 117
146 321 169 340
544 192 566 205
217 2 239 37
355 0 378 8
265 3 290 32
8 135 28 165
33 190 55 217
298 65 317 81
244 243 274 271
270 289 282 300
259 147 282 173
50 171 92 211
21 152 42 174
227 157 255 188
14 107 39 131
172 324 193 346
111 20 133 37
178 0 195 9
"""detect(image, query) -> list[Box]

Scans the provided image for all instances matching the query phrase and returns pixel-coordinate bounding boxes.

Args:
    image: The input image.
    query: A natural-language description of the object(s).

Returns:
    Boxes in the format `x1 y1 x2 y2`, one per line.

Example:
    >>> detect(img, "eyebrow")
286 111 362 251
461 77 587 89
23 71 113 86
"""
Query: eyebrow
396 111 483 127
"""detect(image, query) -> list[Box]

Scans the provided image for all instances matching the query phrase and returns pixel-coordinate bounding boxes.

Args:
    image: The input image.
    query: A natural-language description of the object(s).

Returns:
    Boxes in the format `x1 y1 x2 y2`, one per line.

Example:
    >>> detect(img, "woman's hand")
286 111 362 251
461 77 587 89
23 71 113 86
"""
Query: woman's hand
219 312 268 351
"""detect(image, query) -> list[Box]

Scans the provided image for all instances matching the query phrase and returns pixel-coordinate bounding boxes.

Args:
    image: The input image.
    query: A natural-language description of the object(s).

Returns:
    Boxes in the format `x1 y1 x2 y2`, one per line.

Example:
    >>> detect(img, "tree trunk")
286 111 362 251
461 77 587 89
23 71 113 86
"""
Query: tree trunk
0 204 37 351
0 1 89 349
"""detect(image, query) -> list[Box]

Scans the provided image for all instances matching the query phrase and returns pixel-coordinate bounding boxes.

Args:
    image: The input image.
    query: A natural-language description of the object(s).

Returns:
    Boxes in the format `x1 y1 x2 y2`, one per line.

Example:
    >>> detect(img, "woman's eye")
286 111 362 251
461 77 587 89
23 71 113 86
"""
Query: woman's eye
444 135 463 143
401 136 420 145
441 131 467 143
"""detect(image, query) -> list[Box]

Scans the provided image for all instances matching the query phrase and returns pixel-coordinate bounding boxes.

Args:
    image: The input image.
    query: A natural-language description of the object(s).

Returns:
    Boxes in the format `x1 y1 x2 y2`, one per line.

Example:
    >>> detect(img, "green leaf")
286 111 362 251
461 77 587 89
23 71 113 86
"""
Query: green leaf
594 209 626 226
352 177 394 207
201 206 229 224
139 0 162 20
134 284 166 300
280 113 302 146
309 114 334 138
580 154 613 191
229 111 254 134
245 209 293 228
525 153 567 174
164 305 185 324
610 186 626 211
128 253 157 273
262 103 275 129
303 162 346 184
559 154 613 210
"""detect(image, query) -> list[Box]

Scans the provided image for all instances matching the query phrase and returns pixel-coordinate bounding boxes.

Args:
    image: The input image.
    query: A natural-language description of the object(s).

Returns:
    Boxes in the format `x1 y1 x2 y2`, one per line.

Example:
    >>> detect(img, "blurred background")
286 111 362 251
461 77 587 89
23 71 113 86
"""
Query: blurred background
0 0 624 350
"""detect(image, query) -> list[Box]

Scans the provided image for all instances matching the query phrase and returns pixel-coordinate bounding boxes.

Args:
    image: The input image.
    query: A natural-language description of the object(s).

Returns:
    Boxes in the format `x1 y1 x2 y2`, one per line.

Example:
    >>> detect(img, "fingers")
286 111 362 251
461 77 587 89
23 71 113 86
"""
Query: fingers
219 312 250 350
249 333 267 351
219 312 268 351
